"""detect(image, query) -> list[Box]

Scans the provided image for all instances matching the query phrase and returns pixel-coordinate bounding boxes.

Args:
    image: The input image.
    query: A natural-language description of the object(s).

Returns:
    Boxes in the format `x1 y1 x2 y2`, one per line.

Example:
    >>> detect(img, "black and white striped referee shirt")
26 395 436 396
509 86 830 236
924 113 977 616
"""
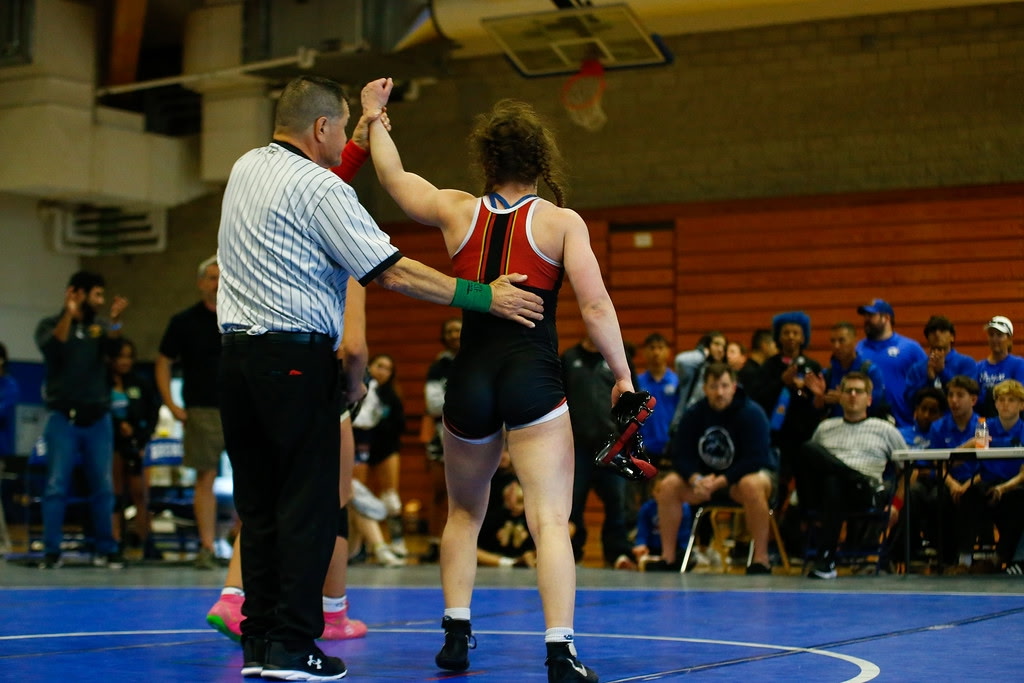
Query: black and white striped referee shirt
810 417 907 484
217 141 401 346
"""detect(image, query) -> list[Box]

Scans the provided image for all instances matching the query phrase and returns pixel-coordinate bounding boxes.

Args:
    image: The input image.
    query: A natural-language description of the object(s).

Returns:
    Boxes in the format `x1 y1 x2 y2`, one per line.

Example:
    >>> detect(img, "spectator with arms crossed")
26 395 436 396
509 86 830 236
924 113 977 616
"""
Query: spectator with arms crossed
796 372 906 579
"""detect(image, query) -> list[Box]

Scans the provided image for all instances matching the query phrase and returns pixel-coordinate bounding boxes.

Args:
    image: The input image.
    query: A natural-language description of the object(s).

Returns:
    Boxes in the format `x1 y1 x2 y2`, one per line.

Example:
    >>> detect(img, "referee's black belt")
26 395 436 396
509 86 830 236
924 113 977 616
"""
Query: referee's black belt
222 331 334 348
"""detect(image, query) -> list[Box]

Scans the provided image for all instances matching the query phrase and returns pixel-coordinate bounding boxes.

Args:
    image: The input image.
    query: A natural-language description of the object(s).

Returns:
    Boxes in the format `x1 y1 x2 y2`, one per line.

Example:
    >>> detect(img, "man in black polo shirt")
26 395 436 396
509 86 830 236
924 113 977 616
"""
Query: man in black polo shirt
156 255 225 569
35 270 128 569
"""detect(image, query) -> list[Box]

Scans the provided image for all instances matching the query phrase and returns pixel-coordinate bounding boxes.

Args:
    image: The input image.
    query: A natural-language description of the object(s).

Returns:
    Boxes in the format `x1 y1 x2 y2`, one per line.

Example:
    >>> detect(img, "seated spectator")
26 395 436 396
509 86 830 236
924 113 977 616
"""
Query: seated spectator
796 372 906 579
654 363 777 575
976 316 1024 418
806 322 887 419
904 315 978 408
631 473 692 571
900 387 947 449
925 375 984 571
972 379 1024 571
477 443 535 568
890 387 946 563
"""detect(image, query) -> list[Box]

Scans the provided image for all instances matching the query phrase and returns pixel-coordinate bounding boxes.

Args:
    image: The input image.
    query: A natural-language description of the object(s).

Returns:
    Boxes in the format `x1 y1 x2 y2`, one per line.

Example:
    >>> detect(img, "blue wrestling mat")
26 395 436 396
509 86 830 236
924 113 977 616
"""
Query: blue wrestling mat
2 584 1023 681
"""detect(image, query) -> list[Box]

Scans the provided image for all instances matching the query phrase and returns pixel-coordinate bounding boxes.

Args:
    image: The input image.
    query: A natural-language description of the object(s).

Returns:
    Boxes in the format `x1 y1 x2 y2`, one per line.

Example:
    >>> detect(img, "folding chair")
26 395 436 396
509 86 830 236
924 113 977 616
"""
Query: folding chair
680 503 791 573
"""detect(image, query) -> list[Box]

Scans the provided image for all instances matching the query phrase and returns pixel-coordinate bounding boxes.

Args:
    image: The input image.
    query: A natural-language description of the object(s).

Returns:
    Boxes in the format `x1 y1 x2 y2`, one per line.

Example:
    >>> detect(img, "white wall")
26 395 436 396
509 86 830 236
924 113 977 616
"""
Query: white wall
0 193 79 361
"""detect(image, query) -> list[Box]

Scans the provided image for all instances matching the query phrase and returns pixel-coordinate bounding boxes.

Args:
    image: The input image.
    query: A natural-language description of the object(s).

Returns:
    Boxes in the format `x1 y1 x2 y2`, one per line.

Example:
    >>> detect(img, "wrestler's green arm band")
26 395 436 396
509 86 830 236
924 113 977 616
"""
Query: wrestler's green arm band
451 278 492 313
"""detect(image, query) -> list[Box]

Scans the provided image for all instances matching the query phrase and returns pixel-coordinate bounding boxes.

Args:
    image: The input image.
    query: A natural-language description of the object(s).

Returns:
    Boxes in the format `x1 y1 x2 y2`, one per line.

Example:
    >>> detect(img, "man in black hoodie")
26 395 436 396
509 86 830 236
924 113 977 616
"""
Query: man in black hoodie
654 362 777 574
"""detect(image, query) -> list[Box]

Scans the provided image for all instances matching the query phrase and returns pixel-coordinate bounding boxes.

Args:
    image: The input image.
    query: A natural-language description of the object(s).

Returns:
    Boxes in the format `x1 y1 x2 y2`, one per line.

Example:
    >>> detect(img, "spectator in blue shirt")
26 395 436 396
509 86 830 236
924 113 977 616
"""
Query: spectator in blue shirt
636 333 679 463
855 299 927 427
926 375 982 571
976 316 1024 418
977 380 1024 569
891 387 946 562
632 473 691 571
904 315 978 410
806 322 887 419
900 387 947 449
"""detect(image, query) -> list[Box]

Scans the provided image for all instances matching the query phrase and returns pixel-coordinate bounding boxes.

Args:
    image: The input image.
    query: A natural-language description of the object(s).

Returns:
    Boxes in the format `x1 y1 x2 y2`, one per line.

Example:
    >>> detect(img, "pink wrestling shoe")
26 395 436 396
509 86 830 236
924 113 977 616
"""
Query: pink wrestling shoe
206 593 244 642
321 606 368 640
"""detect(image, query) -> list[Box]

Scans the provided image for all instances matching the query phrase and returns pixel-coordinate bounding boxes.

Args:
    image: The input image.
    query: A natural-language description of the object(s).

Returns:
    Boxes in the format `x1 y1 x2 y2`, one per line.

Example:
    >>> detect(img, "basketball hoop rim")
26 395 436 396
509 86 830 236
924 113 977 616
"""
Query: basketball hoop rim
560 60 607 111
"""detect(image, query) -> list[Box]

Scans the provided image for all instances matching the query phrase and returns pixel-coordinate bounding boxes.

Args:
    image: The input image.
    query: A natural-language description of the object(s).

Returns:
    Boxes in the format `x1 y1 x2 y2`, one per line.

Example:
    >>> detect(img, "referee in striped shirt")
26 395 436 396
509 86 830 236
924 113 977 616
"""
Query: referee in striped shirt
217 75 543 680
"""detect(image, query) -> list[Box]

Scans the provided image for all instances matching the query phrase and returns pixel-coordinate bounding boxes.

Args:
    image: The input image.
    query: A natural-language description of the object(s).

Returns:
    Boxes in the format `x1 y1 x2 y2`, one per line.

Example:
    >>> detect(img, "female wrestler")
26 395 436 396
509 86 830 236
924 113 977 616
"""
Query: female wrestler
365 78 633 683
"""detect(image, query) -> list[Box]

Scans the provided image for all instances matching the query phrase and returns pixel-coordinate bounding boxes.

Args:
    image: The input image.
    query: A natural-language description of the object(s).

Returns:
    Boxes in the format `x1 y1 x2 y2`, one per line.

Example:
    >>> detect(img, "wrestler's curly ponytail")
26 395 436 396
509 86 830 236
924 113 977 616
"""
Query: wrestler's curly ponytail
470 100 568 207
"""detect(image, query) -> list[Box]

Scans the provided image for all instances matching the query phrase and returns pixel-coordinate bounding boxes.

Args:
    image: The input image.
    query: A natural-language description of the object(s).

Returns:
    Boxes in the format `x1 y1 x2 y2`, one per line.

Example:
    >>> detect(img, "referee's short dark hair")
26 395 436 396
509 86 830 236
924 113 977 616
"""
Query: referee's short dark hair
275 76 348 132
67 270 105 293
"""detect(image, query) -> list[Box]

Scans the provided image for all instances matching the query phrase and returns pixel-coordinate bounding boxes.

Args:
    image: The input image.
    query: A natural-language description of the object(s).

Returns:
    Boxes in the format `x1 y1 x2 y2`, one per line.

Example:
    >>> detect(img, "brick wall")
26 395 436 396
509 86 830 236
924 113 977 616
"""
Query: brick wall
89 4 1024 358
359 2 1024 220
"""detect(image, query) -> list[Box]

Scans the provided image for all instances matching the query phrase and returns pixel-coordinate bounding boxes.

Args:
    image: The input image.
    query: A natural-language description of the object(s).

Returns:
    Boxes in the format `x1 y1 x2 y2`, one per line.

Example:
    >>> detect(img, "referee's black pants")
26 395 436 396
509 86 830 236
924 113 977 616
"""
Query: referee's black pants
219 333 340 648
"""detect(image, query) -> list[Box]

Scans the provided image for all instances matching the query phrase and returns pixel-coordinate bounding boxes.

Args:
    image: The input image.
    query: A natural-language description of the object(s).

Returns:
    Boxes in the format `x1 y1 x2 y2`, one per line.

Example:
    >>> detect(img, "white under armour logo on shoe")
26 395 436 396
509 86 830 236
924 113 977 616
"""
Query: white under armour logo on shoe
307 655 322 670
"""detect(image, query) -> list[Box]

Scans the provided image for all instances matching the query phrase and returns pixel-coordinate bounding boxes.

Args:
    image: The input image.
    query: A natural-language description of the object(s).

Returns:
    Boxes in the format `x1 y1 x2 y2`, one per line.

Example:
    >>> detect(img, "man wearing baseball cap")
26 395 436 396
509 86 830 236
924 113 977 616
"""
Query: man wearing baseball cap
855 299 927 427
976 316 1024 417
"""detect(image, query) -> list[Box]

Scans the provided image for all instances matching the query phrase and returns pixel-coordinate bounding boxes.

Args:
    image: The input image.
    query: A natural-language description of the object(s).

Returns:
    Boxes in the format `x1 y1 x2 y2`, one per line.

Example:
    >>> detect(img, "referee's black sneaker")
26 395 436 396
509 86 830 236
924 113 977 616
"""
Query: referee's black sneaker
260 641 347 680
546 652 599 682
240 637 265 678
435 616 476 672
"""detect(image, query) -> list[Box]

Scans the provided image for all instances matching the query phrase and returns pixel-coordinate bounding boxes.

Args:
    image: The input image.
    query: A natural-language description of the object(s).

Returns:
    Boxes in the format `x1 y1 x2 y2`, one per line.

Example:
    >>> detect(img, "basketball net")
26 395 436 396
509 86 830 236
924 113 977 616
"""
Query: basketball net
560 59 607 132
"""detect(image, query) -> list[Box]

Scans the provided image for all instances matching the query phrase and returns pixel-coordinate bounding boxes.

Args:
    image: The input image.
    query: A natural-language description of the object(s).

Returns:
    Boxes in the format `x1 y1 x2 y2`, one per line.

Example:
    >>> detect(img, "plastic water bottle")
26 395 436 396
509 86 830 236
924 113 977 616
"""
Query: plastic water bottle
975 417 989 449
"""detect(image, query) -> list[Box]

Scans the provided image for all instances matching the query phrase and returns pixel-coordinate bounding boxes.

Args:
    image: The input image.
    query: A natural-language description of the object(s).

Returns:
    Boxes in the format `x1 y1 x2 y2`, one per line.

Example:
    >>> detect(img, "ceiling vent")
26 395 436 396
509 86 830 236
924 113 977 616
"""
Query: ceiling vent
41 203 168 256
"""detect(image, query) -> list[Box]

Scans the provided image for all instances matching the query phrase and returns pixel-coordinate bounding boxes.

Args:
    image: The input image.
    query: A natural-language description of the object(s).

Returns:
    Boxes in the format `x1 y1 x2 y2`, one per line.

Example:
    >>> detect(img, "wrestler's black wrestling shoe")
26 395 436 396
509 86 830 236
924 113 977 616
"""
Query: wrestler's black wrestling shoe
546 652 599 682
435 616 476 672
594 391 658 481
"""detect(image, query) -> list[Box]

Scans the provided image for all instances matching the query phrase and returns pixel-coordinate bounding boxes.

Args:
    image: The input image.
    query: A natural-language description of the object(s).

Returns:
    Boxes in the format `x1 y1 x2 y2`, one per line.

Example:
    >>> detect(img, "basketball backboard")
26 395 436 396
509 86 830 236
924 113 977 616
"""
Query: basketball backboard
481 3 672 77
